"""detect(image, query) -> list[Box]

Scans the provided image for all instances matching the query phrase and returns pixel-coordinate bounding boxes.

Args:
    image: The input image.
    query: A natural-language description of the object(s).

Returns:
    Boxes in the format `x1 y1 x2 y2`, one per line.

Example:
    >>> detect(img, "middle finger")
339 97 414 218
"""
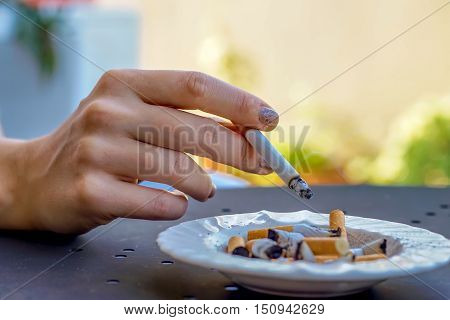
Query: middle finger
125 102 272 174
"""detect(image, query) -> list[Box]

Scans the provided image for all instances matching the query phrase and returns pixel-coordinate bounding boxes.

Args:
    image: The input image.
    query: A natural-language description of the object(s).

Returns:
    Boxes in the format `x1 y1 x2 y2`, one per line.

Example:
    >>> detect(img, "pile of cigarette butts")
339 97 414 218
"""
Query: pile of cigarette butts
226 209 388 264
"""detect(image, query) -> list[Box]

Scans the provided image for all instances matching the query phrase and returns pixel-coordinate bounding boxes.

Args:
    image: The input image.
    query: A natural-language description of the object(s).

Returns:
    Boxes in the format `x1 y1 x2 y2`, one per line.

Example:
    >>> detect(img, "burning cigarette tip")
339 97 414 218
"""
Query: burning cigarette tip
289 177 313 199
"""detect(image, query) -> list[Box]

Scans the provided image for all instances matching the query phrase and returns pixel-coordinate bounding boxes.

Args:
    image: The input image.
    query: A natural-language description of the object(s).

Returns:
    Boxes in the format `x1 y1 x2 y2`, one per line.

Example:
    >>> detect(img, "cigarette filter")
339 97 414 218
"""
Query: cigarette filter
246 239 283 260
304 237 350 256
351 238 387 256
227 236 250 257
292 240 316 262
329 209 347 238
353 253 387 262
247 225 293 240
313 255 339 263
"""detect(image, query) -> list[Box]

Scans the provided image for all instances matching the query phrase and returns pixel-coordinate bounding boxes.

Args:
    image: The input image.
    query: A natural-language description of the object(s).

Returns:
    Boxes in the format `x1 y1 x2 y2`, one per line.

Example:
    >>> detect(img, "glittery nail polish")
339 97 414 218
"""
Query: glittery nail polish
259 107 279 129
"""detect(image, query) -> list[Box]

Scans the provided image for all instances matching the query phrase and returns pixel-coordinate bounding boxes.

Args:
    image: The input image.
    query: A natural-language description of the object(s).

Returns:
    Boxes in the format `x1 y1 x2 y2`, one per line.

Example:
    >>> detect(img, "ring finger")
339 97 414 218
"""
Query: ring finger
95 136 215 201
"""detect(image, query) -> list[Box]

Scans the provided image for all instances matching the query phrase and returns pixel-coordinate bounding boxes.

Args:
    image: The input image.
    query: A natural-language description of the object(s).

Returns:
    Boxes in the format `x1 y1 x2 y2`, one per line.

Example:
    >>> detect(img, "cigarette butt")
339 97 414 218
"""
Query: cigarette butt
351 238 387 256
227 236 249 257
353 253 387 262
247 225 293 240
245 239 256 254
246 239 283 259
314 255 339 263
293 240 316 262
227 236 245 253
329 209 347 238
304 237 350 256
268 229 304 248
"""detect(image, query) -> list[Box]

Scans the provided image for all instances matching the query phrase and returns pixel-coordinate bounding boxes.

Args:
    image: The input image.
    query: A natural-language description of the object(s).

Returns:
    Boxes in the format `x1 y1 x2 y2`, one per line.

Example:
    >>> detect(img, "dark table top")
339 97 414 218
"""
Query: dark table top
0 185 449 300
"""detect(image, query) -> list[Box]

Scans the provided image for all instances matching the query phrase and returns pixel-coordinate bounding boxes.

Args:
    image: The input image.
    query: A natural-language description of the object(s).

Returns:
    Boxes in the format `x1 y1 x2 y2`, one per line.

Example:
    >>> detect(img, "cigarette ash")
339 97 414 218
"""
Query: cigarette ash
288 176 313 199
329 228 342 237
380 239 387 254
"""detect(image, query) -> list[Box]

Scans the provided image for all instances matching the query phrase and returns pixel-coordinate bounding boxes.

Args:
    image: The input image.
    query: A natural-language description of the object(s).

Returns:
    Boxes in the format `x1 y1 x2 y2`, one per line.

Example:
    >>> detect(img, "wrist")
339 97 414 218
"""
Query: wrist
0 137 38 230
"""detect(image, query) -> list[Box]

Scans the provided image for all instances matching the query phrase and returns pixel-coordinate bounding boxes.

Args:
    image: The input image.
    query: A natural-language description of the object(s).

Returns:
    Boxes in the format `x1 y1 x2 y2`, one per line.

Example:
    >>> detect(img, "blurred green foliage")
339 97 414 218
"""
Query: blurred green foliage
216 47 258 91
368 103 450 186
399 115 449 184
14 2 59 76
203 37 449 187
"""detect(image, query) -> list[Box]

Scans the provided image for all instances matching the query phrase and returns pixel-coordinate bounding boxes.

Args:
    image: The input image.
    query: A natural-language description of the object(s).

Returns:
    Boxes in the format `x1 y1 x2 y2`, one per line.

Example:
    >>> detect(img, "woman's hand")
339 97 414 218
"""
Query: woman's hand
0 70 278 234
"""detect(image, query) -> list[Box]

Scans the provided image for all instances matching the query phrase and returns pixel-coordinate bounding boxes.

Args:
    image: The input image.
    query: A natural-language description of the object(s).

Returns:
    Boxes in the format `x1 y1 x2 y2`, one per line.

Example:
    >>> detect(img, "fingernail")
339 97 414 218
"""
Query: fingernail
208 184 217 198
171 189 188 200
258 107 279 129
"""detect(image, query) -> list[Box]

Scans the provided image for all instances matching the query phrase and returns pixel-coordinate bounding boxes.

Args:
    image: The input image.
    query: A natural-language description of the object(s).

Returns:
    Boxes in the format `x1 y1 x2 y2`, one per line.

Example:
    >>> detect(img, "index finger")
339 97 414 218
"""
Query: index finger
103 69 279 131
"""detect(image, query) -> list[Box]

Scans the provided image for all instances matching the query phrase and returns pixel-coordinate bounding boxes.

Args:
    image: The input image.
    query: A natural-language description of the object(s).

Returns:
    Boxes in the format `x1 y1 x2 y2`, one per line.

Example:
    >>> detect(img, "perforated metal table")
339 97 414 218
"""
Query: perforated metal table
0 186 449 299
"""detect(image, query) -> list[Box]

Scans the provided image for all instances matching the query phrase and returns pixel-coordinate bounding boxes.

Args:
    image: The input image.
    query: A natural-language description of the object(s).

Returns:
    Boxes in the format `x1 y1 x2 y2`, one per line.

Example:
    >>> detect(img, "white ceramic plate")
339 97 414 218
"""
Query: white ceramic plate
157 210 450 297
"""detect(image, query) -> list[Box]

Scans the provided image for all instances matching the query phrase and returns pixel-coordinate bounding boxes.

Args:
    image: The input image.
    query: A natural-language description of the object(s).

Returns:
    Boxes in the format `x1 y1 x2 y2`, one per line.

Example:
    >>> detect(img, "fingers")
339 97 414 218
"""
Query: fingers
101 70 279 131
130 141 215 202
125 103 271 174
90 137 215 201
100 179 189 220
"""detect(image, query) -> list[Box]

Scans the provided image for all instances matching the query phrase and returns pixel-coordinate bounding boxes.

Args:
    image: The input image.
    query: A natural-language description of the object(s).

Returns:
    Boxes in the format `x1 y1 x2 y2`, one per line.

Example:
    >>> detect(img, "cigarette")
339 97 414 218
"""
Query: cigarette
304 237 350 256
247 225 293 240
248 224 330 240
353 253 387 262
351 239 387 256
329 209 347 238
227 236 250 257
245 129 313 199
245 239 283 259
313 255 339 263
291 240 316 262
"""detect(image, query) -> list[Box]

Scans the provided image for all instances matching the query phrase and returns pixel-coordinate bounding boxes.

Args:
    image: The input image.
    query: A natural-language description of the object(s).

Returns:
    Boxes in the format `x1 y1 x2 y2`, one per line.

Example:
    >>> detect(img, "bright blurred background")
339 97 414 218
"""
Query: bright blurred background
0 0 448 188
